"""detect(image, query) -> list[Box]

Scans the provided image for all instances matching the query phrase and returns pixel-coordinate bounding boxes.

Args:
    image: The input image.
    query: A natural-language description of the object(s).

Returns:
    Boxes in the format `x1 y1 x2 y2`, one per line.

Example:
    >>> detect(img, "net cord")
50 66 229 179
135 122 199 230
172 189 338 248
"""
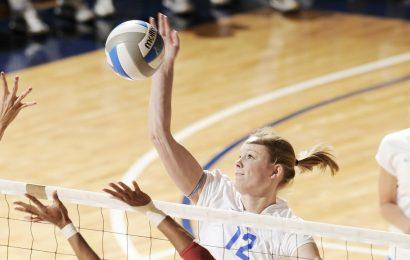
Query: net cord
1 179 409 249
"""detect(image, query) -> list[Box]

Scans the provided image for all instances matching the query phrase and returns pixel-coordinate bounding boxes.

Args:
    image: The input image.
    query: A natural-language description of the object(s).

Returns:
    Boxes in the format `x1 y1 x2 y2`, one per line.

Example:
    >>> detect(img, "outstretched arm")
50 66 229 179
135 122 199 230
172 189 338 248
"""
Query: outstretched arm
148 14 203 202
0 72 36 140
14 192 99 260
379 167 410 233
103 181 214 259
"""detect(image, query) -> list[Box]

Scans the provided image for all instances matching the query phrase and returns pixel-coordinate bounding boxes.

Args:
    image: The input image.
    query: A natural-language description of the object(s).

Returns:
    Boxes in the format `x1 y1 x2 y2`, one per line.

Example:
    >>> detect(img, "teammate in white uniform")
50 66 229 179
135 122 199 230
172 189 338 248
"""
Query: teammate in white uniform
377 128 410 260
148 14 339 260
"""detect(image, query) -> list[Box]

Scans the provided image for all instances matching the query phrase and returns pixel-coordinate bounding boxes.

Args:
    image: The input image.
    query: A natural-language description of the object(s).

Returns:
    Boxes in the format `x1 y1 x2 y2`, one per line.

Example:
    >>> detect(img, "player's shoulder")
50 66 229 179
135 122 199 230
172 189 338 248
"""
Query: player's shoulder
261 197 294 218
204 169 232 183
379 128 410 152
382 128 410 143
199 169 240 209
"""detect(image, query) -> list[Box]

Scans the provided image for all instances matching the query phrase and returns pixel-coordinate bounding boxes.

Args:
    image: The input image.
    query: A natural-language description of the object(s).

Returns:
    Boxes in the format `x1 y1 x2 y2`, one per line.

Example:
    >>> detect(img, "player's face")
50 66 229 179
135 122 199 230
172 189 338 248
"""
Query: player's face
234 143 277 196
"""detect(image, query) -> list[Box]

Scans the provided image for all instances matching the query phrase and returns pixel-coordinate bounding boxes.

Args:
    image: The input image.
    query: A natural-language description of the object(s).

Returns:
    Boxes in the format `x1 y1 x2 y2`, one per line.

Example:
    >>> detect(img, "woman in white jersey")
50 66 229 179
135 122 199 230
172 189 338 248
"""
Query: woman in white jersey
149 14 339 259
377 129 410 260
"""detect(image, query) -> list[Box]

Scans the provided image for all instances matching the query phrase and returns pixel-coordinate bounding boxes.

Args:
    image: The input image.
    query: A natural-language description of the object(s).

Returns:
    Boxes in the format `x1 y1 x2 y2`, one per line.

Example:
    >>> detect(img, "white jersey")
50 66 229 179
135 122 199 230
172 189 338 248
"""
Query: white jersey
195 169 314 260
375 128 410 260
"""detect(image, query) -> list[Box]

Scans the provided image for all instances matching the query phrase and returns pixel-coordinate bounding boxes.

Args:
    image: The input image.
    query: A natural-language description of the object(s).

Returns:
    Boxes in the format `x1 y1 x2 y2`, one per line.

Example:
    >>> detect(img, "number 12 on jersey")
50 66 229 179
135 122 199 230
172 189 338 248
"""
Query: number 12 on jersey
225 227 257 260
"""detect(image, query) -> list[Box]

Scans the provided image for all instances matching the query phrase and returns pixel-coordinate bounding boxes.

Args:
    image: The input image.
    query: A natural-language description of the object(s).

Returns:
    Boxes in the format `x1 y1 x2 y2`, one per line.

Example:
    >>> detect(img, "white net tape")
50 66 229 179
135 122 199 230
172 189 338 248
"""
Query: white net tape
1 179 410 259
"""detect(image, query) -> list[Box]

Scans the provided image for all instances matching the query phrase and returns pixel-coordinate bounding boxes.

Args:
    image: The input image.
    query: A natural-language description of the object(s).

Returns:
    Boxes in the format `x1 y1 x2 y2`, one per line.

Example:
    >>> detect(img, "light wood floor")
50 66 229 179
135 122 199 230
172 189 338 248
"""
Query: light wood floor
0 8 409 259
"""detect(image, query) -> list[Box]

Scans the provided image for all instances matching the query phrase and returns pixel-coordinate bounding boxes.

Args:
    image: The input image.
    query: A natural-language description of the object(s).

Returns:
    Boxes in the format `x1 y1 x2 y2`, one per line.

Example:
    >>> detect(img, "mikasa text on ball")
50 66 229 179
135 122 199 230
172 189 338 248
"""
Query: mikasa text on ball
105 20 165 80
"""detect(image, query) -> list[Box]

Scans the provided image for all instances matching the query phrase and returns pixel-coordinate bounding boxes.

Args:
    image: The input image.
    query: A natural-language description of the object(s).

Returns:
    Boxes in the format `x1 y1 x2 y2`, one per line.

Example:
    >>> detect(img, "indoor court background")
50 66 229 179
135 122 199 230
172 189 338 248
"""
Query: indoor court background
0 0 409 259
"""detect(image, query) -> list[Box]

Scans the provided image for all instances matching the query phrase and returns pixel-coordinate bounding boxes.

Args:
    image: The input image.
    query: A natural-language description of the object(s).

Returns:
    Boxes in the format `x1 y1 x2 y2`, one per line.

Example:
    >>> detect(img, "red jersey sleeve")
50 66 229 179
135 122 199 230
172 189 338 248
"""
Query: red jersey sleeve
180 242 215 260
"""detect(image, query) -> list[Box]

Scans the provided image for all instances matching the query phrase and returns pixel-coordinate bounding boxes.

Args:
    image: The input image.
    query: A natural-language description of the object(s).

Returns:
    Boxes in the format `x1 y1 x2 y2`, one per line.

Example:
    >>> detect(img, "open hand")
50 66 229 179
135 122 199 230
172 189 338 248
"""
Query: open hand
103 181 151 207
149 13 180 67
14 192 71 229
0 72 36 138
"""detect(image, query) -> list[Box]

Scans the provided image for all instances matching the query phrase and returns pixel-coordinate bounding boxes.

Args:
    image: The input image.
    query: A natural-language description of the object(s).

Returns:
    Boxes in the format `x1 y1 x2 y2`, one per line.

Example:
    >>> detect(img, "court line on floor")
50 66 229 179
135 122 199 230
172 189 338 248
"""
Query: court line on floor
200 74 410 172
112 52 410 259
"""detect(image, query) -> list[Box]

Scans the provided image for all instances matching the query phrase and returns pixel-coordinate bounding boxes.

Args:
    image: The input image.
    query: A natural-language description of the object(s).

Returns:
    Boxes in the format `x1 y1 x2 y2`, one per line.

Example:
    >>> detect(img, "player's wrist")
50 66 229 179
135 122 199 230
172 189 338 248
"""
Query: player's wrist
161 60 174 72
60 222 78 239
58 218 72 229
146 206 167 226
134 201 167 227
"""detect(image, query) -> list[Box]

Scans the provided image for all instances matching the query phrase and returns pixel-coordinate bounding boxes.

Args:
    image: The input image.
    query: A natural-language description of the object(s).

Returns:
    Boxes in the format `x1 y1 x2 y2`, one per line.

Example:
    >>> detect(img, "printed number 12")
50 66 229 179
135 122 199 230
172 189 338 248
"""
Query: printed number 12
225 227 257 260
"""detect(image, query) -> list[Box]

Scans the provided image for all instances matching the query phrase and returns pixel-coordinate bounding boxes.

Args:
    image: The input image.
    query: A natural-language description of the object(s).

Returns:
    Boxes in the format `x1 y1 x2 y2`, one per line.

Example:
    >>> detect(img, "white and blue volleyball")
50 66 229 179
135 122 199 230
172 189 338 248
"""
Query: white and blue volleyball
105 20 164 80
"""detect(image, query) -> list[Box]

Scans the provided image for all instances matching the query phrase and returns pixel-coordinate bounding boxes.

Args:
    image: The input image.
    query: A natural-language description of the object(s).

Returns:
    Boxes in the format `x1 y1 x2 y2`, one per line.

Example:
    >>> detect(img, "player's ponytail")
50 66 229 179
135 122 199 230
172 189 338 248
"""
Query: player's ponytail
246 127 339 186
296 145 339 176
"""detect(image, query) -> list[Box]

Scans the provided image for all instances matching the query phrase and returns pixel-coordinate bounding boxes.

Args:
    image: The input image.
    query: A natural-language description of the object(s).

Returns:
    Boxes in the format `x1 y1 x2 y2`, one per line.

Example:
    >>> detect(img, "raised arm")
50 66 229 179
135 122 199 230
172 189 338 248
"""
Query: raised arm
0 72 36 140
148 14 203 202
14 192 100 260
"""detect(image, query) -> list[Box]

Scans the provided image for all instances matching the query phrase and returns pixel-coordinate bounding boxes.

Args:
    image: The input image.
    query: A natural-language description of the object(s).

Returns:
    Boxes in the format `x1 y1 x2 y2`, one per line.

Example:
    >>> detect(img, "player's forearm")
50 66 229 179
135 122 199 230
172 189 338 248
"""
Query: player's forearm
380 202 410 233
68 233 100 260
0 124 7 140
149 62 174 136
135 202 194 253
59 220 100 260
157 216 194 254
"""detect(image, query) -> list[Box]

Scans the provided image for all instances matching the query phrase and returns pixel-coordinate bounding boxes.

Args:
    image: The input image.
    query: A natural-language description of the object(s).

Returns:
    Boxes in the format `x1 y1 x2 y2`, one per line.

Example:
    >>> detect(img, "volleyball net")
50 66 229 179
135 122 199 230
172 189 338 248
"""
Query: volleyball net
1 179 409 260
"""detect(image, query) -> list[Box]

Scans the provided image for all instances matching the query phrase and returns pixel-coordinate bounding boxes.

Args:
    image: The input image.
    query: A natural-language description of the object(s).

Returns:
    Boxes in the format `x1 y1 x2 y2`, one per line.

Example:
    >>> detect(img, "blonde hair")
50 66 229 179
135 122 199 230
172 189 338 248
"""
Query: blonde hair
245 127 339 185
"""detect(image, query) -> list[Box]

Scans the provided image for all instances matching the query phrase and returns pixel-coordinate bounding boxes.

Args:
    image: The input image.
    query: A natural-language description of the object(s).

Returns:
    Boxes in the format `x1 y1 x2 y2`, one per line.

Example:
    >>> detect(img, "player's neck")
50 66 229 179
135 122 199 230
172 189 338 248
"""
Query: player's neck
241 193 277 214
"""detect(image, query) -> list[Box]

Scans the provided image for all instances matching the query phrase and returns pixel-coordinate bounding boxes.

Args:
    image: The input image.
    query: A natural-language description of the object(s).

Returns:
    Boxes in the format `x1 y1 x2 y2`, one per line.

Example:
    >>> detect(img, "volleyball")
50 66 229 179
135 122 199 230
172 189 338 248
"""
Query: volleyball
105 20 165 80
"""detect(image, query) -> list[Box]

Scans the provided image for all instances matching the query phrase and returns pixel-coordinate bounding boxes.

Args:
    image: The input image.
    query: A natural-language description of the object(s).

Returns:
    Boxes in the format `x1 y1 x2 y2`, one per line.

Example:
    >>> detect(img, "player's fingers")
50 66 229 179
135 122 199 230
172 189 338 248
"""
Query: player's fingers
118 182 132 193
163 15 170 36
14 207 36 214
149 17 156 29
103 188 125 201
25 194 46 210
15 87 32 104
15 206 32 213
20 101 37 109
25 215 42 222
13 201 34 211
172 30 179 47
108 182 124 192
108 183 128 197
132 181 142 192
52 191 64 207
1 71 9 95
158 13 166 36
11 76 19 99
14 203 37 215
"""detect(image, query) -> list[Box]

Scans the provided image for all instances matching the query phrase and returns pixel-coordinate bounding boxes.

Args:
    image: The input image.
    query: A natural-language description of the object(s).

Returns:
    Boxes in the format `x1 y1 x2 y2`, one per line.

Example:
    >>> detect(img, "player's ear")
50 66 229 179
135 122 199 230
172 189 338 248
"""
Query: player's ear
270 164 284 180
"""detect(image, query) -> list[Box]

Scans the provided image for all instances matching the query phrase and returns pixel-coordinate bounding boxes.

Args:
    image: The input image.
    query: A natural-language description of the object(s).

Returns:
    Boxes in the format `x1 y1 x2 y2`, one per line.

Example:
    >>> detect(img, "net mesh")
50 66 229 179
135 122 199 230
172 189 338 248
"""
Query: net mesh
1 179 409 260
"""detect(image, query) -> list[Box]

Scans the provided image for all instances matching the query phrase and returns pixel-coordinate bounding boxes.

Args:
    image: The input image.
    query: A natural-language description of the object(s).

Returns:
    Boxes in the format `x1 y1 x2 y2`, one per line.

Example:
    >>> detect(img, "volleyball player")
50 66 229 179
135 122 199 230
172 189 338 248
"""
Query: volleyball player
0 71 36 141
14 181 214 260
377 128 410 260
148 13 339 259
